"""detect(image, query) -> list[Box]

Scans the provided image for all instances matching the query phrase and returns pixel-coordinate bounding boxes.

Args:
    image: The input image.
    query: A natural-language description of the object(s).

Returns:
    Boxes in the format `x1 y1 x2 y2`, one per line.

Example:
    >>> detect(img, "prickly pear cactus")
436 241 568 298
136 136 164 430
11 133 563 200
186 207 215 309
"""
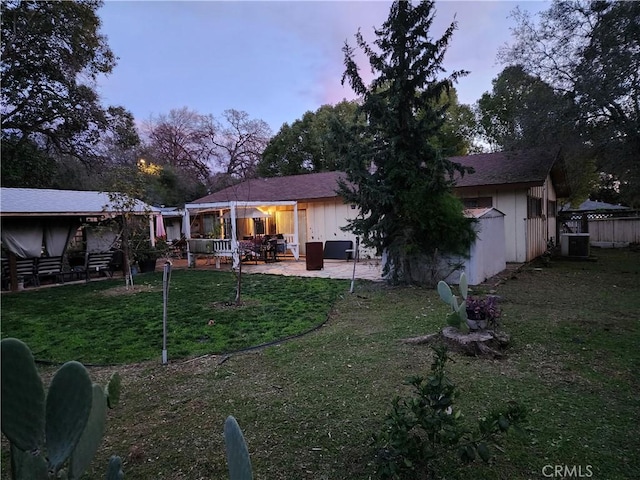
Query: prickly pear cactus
224 415 253 480
1 338 123 480
105 372 121 409
106 456 125 480
68 384 108 480
437 272 468 330
45 360 93 472
1 338 46 452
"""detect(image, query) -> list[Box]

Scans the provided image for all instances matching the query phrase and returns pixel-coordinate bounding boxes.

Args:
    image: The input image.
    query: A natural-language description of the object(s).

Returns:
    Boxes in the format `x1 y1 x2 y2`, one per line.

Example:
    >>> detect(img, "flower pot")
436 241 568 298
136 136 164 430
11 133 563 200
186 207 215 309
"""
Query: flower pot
466 319 479 331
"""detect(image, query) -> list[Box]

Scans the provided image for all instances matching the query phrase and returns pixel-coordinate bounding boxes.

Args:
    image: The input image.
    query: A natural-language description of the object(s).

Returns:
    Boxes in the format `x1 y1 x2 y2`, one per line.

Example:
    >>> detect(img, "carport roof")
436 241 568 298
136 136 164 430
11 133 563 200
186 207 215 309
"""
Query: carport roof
0 187 151 217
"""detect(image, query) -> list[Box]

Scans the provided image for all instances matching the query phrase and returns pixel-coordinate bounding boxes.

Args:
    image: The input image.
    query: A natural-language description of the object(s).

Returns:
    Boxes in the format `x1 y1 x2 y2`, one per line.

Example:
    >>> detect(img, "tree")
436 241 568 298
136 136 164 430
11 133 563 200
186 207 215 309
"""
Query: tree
144 107 270 192
143 107 217 184
1 0 139 186
500 0 640 207
428 88 476 156
259 91 474 178
338 0 476 285
476 66 597 204
212 109 272 180
258 100 362 177
476 66 564 151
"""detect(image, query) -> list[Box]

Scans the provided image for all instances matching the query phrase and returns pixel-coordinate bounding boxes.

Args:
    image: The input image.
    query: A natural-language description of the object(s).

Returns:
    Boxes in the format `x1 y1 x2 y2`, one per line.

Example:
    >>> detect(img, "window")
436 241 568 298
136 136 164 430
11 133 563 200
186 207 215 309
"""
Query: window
462 197 493 208
547 200 557 218
527 196 542 218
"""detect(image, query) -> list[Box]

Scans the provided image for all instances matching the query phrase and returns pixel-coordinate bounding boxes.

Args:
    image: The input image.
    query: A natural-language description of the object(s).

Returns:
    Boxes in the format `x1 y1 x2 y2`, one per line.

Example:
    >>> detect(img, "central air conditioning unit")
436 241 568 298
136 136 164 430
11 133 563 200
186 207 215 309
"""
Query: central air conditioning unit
560 233 590 258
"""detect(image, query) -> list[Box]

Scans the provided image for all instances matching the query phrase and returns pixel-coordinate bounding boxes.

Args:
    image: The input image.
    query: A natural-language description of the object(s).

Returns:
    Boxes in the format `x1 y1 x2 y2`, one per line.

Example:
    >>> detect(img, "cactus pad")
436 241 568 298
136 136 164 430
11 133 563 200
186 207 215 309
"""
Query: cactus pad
68 383 108 480
224 415 253 480
1 338 45 452
105 372 121 409
45 361 93 472
106 455 124 480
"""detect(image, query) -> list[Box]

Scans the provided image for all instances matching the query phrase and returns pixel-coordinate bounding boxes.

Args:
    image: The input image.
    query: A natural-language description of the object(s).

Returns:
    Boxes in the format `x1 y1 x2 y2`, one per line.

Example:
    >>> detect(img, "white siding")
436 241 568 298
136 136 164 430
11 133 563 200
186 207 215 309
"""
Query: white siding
302 199 376 258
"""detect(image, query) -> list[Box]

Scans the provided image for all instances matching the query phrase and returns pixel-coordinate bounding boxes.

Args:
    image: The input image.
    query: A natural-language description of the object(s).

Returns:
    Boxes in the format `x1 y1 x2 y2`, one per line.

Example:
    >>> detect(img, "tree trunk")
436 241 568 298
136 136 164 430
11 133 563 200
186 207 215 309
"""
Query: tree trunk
402 327 510 359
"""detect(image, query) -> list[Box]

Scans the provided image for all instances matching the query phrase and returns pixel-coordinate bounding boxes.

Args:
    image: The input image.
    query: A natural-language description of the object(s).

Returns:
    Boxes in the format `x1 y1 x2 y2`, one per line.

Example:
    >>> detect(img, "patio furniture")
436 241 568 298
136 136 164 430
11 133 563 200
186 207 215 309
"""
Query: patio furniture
83 251 115 281
1 257 37 289
36 256 64 285
323 240 354 260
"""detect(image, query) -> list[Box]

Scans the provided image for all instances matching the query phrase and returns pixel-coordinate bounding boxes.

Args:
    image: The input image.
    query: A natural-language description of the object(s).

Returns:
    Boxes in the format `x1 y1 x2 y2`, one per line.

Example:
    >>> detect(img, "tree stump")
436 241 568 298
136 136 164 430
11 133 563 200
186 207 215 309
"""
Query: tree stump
402 327 510 359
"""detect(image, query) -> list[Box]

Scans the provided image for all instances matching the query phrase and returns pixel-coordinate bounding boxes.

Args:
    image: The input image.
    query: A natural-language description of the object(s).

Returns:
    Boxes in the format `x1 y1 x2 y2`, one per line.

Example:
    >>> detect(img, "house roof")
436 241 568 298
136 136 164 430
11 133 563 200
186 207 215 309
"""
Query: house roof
191 150 570 206
0 187 151 217
192 171 347 204
562 199 631 212
450 149 570 196
464 207 505 219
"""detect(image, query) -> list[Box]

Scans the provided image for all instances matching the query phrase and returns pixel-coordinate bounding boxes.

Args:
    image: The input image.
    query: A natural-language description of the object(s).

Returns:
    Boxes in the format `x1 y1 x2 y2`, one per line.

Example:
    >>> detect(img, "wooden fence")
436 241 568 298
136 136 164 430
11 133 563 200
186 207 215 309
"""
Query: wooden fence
559 210 640 245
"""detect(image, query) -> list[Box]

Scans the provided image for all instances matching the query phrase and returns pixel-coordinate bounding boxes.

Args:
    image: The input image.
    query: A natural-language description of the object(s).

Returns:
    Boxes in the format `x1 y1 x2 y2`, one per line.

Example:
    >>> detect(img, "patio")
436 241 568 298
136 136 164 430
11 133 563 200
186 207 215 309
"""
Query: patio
173 255 384 282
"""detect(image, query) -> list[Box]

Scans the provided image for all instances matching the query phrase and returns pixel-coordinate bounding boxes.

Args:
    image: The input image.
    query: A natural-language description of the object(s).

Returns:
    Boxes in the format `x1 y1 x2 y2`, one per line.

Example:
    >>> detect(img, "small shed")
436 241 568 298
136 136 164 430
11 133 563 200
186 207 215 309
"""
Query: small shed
445 207 506 286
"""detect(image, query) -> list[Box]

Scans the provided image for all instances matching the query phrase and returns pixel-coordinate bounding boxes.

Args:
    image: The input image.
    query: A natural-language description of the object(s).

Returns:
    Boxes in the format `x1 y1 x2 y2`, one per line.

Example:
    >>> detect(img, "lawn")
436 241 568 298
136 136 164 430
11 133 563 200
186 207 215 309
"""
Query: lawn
0 270 350 364
1 248 639 479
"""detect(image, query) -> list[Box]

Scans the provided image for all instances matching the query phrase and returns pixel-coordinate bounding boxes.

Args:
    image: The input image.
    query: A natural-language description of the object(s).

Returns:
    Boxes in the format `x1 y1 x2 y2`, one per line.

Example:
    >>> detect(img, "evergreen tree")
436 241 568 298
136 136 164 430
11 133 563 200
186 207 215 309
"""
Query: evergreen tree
338 0 475 285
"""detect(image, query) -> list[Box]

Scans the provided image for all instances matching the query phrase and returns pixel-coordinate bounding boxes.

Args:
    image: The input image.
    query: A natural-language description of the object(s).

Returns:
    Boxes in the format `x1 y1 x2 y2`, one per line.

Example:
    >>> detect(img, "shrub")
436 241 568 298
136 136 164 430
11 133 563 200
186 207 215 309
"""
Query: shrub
372 344 526 479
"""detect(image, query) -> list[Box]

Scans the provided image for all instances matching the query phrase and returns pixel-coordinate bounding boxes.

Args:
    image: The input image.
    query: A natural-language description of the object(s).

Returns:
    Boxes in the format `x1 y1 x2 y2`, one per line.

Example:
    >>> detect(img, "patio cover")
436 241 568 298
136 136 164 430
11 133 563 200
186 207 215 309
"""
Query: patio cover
0 187 154 258
183 200 300 266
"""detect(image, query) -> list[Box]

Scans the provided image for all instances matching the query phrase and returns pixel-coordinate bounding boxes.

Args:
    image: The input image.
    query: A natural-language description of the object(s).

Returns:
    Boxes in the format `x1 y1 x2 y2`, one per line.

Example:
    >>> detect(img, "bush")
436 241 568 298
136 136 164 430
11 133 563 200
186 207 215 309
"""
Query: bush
373 345 526 479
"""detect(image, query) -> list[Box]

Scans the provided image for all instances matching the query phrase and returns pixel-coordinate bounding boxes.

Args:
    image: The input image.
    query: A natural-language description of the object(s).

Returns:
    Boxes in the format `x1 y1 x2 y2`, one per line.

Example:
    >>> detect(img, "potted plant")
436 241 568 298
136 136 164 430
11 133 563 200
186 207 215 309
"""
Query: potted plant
465 295 501 330
437 272 502 332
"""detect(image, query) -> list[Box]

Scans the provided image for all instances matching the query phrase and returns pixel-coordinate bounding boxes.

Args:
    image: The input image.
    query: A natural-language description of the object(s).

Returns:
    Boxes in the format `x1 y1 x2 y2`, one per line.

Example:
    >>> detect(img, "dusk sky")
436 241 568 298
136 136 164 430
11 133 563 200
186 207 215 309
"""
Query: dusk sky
97 1 549 133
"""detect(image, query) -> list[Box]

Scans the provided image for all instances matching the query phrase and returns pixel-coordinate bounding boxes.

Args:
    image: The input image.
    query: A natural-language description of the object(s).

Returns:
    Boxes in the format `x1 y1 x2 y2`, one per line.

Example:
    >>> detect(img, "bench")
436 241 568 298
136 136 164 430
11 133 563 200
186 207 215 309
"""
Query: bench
1 257 37 289
36 256 64 285
188 239 233 268
83 252 115 281
323 240 354 260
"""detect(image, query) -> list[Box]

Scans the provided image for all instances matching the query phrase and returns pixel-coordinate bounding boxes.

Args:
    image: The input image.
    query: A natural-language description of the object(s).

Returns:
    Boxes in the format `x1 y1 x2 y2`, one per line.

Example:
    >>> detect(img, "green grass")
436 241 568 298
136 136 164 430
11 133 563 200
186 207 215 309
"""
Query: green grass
1 248 639 479
0 271 350 364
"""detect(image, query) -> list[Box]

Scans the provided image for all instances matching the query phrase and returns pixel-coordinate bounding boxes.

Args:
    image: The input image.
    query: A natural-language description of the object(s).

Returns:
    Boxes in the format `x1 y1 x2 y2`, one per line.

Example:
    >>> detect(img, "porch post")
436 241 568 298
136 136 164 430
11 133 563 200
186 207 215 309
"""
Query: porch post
149 216 156 247
293 202 300 260
183 209 194 267
230 202 239 269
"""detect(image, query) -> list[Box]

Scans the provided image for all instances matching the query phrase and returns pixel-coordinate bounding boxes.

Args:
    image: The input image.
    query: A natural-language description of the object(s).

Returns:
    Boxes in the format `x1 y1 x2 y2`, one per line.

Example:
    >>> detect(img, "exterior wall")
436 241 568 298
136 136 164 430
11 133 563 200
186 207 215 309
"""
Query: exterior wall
457 188 527 263
299 199 376 258
470 213 507 284
444 211 506 285
457 176 559 263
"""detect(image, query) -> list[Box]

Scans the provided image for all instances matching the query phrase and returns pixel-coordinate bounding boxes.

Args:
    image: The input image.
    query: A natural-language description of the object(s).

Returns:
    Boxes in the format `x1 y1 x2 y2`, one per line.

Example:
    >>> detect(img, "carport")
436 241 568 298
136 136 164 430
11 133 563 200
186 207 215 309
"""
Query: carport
0 187 155 291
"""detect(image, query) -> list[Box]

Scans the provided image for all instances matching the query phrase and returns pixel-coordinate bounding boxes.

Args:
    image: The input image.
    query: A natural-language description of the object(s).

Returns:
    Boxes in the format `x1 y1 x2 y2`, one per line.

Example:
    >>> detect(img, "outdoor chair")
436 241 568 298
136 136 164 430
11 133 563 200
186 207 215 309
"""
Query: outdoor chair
36 256 64 285
83 251 115 281
1 257 37 289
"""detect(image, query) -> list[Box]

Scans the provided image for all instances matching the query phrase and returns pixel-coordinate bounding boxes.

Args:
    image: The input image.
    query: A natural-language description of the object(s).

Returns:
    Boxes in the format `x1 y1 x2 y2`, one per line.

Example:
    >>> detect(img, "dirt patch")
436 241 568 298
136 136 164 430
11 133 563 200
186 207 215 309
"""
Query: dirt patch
209 299 260 310
99 284 161 296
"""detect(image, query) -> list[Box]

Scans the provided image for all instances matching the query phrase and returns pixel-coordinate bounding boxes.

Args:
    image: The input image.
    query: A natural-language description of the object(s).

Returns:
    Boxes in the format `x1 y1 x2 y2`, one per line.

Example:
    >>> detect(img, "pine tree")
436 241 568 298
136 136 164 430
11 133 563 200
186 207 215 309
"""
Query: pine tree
338 0 476 285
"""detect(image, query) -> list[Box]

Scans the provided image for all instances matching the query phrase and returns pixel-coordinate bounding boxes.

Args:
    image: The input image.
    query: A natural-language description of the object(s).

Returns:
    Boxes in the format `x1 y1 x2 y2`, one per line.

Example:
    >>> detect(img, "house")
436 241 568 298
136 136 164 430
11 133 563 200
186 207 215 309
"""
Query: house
451 149 570 263
184 171 368 266
185 149 569 268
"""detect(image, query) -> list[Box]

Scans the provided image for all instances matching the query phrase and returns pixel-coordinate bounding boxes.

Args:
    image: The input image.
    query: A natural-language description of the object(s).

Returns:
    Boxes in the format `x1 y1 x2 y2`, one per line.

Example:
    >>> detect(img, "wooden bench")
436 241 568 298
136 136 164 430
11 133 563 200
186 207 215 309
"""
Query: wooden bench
1 257 37 289
83 252 115 281
36 256 64 285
